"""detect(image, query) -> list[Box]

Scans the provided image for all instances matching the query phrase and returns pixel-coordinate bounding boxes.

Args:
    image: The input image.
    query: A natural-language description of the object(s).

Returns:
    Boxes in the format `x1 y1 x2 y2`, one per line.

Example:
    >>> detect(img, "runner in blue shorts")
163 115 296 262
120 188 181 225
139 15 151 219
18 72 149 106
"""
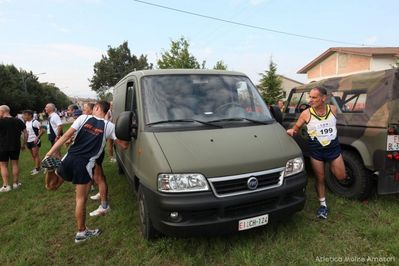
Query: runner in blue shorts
44 101 128 243
287 87 347 219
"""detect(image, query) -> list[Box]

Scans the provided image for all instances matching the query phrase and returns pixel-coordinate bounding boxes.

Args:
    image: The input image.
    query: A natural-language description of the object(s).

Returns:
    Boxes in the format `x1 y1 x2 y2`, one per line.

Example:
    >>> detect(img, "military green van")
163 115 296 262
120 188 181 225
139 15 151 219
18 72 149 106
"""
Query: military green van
278 68 399 200
113 69 307 239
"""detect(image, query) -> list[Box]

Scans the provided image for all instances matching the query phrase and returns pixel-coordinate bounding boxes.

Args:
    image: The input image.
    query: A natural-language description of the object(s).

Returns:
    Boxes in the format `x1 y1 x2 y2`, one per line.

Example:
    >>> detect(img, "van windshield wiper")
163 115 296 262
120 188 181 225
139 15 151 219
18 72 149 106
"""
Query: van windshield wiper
146 119 223 128
207 117 272 125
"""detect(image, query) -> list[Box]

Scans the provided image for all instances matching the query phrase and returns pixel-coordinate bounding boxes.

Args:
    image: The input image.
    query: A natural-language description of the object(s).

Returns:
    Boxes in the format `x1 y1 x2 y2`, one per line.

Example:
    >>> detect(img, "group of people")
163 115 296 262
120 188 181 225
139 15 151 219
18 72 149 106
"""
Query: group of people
0 101 128 243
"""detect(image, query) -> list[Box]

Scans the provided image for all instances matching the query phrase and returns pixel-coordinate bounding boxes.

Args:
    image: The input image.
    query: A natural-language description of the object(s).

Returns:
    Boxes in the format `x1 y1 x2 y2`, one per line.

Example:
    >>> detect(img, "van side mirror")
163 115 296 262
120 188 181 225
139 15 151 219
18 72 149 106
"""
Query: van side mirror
270 105 283 124
115 111 138 141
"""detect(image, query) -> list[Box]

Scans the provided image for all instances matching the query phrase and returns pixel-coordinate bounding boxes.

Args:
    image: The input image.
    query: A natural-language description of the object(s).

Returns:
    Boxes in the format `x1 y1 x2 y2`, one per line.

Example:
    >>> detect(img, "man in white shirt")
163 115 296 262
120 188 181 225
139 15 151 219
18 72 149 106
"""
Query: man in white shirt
45 103 63 158
23 110 43 175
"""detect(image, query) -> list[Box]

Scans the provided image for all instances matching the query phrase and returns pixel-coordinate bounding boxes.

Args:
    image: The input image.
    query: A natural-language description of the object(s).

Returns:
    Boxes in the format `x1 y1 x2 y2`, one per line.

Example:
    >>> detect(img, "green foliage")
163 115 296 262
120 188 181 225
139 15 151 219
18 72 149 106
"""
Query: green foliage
0 64 70 115
158 37 205 69
258 60 284 105
90 41 152 97
213 60 228 70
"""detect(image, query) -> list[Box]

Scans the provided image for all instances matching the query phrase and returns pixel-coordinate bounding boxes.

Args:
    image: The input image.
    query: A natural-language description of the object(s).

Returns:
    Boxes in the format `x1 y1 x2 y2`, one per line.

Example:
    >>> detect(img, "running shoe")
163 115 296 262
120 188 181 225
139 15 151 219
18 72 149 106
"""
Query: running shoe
90 192 101 201
74 228 102 243
0 185 11 193
30 169 40 175
89 205 111 217
41 156 62 170
317 206 328 219
13 182 22 189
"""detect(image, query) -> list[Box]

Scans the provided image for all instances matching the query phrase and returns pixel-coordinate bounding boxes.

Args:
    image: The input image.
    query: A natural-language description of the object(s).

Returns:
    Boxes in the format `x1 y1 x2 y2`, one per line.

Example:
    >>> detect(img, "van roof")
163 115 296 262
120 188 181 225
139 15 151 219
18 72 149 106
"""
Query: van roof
115 69 247 86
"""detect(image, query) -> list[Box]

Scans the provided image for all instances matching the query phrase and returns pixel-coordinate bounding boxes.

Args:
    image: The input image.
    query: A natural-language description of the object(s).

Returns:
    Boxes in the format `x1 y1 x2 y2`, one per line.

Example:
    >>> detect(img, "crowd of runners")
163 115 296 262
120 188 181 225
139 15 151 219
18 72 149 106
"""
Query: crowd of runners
0 101 128 243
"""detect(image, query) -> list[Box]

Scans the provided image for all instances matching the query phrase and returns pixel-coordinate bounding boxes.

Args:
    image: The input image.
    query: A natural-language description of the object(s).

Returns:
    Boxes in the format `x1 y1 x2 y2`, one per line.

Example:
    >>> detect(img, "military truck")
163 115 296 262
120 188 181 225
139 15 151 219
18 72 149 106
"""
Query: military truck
112 69 307 239
276 68 399 200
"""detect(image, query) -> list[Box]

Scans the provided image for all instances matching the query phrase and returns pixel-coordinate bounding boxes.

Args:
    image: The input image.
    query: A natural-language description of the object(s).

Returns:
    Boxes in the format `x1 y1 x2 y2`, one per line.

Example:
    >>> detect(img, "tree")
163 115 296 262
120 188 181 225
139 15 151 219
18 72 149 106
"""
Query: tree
257 60 284 105
0 64 70 115
90 41 152 97
213 60 228 70
158 37 205 69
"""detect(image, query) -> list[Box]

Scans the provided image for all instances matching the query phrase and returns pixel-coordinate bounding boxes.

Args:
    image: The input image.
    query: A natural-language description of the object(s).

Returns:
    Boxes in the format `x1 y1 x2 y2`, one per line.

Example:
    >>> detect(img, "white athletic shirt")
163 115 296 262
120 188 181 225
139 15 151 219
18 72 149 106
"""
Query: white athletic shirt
26 120 41 142
47 112 63 136
71 115 117 141
306 105 337 147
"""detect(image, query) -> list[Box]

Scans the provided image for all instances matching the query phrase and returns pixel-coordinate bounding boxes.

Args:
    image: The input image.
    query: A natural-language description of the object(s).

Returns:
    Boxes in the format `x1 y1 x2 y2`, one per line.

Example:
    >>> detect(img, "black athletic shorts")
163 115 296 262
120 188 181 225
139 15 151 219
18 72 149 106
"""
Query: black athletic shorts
0 150 20 162
26 141 41 150
95 150 105 165
309 144 342 162
57 155 93 185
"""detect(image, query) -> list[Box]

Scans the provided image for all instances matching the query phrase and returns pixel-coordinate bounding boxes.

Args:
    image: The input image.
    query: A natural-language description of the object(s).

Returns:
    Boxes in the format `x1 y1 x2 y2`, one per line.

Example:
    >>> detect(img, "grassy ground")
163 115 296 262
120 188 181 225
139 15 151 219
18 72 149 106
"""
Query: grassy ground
0 133 398 266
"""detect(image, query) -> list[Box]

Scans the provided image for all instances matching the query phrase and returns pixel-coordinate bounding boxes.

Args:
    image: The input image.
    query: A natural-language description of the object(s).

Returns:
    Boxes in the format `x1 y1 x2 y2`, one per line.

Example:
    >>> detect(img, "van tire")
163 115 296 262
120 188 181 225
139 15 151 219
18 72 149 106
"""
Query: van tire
325 150 372 200
137 185 158 240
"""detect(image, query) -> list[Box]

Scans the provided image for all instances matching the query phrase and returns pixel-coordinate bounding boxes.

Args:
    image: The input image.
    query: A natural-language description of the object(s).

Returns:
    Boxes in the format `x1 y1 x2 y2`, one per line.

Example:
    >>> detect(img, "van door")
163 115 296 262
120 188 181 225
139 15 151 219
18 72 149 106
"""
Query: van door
283 89 310 155
119 80 139 178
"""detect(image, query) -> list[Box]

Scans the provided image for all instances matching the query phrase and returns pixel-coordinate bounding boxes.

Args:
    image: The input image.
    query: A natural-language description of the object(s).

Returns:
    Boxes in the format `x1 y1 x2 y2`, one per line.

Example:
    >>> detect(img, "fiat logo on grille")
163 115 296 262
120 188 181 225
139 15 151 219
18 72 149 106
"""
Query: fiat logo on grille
247 176 258 190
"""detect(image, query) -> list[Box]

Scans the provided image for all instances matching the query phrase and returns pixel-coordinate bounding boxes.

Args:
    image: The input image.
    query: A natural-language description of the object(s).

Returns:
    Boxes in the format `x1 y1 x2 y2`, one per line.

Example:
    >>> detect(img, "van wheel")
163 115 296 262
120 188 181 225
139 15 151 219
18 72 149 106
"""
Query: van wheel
137 185 158 240
325 151 372 200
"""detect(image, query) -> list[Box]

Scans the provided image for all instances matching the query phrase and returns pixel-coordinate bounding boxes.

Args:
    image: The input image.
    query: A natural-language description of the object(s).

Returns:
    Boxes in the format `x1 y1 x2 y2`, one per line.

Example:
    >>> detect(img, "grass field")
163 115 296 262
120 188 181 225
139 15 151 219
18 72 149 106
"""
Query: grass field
0 133 398 265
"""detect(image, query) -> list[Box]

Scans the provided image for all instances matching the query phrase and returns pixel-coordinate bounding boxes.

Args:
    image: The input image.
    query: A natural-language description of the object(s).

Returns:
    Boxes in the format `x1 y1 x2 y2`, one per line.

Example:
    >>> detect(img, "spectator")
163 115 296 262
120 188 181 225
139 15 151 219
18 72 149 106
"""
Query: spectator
45 103 63 158
23 110 43 175
277 100 285 112
0 105 27 192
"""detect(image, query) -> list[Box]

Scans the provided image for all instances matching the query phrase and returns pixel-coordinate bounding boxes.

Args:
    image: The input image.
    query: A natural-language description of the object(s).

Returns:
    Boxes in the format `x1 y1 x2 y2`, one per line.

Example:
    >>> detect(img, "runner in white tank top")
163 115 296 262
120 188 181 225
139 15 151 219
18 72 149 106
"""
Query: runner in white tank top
286 87 346 220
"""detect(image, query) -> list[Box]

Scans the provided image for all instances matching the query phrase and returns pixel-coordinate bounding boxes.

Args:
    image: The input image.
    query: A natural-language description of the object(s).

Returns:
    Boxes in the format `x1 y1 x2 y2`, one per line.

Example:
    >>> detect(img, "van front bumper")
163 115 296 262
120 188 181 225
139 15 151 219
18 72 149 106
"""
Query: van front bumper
143 171 307 236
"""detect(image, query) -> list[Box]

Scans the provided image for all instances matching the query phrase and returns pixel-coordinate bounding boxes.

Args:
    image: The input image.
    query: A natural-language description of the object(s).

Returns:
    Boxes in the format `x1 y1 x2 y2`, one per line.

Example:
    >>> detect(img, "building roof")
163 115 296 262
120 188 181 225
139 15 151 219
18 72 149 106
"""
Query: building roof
298 47 399 74
277 75 304 85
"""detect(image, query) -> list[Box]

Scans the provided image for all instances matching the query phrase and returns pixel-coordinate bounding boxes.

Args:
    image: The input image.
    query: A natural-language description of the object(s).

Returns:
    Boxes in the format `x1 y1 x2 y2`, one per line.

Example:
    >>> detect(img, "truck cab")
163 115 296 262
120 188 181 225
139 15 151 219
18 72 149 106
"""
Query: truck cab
280 69 399 199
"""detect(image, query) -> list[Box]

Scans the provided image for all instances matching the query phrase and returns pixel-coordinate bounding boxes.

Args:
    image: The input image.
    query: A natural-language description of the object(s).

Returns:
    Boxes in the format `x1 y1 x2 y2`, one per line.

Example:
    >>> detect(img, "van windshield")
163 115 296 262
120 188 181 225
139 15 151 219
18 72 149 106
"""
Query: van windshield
141 74 274 128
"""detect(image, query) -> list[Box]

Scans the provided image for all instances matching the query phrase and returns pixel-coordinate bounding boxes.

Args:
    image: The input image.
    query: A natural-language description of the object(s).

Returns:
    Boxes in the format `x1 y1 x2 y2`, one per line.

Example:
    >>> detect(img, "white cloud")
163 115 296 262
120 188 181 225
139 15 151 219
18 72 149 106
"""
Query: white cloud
363 35 377 45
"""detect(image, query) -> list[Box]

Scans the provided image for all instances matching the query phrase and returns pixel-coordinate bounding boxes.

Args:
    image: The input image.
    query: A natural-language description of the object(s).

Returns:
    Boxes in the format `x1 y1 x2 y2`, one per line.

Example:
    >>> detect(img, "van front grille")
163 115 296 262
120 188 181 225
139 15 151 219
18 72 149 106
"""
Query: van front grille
208 167 285 198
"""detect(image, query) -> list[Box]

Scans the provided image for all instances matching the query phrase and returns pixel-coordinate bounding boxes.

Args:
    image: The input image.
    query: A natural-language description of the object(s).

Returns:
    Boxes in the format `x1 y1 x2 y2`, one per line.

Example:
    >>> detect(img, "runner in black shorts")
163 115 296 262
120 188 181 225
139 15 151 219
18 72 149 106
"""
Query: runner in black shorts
44 101 128 243
23 110 43 175
0 105 27 193
287 87 346 219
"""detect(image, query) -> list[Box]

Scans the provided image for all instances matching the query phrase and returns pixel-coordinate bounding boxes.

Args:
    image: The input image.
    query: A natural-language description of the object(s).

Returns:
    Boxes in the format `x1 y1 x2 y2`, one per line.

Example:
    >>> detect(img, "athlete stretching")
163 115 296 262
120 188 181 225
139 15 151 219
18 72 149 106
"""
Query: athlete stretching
44 101 128 243
287 87 346 219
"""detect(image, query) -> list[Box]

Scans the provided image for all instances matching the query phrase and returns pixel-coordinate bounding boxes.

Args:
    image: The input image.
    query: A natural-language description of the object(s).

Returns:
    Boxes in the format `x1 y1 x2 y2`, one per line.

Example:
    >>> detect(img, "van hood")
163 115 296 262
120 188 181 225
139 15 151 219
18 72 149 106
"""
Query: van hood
153 123 302 178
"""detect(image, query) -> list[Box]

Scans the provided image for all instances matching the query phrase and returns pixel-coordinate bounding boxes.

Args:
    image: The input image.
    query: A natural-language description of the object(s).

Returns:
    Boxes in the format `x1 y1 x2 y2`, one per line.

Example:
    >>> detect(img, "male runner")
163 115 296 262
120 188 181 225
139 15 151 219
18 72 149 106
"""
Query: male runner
287 87 346 219
23 110 43 175
43 101 128 243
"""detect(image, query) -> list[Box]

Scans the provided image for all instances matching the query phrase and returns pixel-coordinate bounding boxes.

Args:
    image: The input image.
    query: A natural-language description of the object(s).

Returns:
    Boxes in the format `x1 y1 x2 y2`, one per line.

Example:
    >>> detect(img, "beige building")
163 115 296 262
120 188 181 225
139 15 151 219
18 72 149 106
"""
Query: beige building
298 47 399 82
278 75 303 100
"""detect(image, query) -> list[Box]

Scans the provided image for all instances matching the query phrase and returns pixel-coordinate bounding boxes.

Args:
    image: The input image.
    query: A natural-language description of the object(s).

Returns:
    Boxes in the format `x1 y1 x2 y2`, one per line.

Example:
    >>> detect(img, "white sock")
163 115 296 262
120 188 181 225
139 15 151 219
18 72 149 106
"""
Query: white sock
319 197 327 207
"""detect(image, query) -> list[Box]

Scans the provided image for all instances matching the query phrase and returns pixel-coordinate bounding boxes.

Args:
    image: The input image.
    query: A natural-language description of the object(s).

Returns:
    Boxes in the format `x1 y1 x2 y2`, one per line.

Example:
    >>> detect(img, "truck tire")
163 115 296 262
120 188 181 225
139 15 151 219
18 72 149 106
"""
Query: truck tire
325 150 372 200
137 185 158 240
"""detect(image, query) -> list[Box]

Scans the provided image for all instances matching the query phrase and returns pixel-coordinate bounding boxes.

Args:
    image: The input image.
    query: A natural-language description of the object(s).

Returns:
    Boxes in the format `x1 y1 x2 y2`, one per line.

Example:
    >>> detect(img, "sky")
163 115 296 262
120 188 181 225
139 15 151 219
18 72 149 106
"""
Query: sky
0 0 398 98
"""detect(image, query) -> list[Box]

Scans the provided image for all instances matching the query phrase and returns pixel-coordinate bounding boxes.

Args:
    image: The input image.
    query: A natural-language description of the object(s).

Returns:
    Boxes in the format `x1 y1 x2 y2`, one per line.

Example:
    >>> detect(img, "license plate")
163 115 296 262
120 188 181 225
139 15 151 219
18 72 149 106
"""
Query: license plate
387 135 399 151
238 214 269 231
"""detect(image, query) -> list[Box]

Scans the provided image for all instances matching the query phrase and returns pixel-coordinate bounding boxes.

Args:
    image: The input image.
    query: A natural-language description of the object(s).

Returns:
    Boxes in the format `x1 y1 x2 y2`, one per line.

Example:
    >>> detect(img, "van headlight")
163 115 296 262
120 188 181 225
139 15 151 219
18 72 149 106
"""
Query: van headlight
284 157 304 177
158 174 209 192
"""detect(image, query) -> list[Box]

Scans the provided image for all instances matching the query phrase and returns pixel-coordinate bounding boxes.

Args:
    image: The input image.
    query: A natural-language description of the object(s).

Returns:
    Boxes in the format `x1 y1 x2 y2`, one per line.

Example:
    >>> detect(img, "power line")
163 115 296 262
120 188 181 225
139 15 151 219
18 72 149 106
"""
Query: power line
133 0 371 47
